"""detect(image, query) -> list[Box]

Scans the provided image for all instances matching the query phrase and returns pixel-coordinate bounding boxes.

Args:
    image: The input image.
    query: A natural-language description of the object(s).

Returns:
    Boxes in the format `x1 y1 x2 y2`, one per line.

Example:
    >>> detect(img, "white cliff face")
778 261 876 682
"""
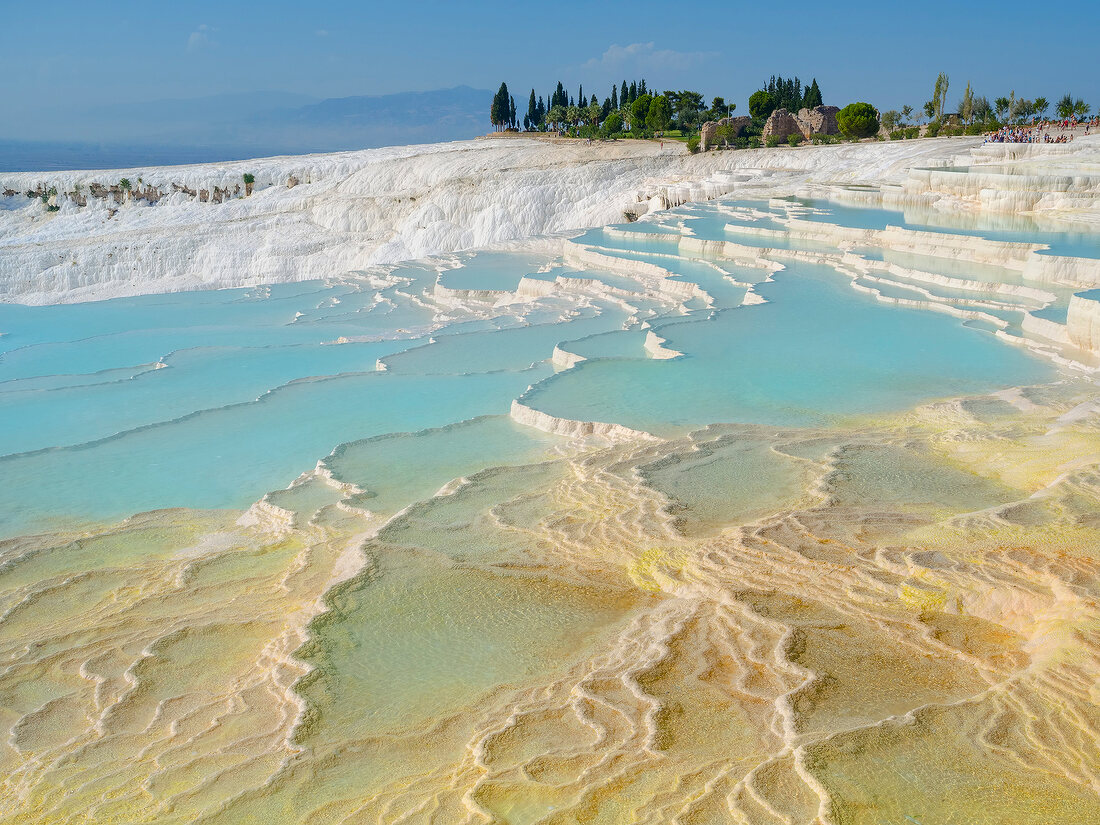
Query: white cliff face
2 134 1098 305
1067 291 1100 353
0 139 686 303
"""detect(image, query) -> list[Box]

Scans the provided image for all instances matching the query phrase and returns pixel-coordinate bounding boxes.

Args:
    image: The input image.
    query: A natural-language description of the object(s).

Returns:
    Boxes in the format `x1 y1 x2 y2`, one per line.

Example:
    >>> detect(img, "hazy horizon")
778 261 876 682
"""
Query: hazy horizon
4 0 1097 149
0 86 495 171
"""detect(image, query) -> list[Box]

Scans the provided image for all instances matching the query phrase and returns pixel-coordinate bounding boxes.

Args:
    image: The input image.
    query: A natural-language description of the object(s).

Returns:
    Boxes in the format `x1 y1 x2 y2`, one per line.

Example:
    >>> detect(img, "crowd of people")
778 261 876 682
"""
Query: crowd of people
984 116 1098 144
985 125 1072 143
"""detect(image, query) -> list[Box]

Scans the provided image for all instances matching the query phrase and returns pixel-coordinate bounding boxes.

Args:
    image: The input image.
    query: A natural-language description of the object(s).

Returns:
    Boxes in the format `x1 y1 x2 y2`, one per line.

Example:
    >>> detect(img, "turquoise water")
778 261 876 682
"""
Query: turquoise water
793 197 1100 259
0 207 1064 537
438 251 552 291
520 262 1053 436
7 175 1100 825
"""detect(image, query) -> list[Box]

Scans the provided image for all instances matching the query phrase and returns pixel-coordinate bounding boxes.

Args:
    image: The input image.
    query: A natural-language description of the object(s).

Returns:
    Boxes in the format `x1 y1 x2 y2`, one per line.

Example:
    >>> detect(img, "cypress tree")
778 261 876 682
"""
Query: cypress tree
578 85 584 109
490 82 509 129
509 95 517 128
538 96 546 127
640 79 647 96
621 81 628 107
629 81 637 103
611 84 618 110
527 90 537 129
803 78 822 109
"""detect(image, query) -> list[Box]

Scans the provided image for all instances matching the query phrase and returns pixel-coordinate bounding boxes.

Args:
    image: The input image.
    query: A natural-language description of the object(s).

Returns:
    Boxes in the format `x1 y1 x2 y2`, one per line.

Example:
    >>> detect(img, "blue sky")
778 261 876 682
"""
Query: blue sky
3 0 1097 122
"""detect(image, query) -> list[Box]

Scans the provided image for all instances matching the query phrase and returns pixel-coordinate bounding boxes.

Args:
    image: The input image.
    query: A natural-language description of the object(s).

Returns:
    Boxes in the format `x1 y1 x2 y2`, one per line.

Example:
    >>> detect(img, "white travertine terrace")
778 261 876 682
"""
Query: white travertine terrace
643 330 682 359
1067 291 1100 353
4 135 1100 825
509 398 661 442
12 134 1099 305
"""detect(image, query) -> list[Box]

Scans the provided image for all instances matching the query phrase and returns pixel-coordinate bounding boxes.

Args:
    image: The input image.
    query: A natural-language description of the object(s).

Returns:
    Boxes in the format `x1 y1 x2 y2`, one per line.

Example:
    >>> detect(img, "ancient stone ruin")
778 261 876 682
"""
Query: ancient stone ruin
761 105 842 142
794 105 840 138
1 172 273 215
761 108 805 141
699 116 753 151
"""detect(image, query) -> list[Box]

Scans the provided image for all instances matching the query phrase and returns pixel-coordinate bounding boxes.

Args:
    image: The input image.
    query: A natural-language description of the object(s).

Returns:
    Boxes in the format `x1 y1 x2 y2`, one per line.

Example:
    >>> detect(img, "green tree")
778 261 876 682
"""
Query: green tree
880 110 902 132
242 172 254 196
972 97 992 124
631 94 652 130
588 100 603 126
527 89 539 129
748 90 775 123
932 73 949 121
552 82 566 109
995 96 1011 120
490 82 510 130
1073 98 1091 118
611 84 618 110
836 102 880 139
715 122 738 147
646 95 672 131
802 78 823 109
118 178 131 190
1033 96 1049 119
678 90 705 130
901 104 913 125
603 111 623 135
761 75 804 111
1055 94 1074 119
1011 97 1034 123
509 95 517 128
958 82 974 124
547 105 567 131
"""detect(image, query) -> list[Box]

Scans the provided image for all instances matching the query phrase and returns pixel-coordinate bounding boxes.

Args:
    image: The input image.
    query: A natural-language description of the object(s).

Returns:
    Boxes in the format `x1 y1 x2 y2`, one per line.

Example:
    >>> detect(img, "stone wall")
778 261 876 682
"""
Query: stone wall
795 105 840 138
762 109 803 141
700 116 752 151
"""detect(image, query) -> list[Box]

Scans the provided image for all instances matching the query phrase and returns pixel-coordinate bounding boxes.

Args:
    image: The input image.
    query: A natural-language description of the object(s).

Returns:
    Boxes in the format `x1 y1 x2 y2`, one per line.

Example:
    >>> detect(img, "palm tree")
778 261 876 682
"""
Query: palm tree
1033 97 1049 119
565 105 581 131
587 101 602 127
1056 94 1075 119
1073 98 1091 119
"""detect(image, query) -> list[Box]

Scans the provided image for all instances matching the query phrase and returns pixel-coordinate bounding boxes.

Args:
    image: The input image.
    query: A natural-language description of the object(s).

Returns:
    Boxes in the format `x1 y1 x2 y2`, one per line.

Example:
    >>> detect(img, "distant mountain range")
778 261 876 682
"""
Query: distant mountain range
1 87 493 171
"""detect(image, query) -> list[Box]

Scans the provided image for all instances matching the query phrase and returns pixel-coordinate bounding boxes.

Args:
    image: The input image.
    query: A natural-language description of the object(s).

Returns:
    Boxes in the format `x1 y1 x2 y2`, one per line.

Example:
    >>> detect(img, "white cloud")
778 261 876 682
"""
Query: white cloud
187 24 217 53
580 42 716 74
315 29 329 37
